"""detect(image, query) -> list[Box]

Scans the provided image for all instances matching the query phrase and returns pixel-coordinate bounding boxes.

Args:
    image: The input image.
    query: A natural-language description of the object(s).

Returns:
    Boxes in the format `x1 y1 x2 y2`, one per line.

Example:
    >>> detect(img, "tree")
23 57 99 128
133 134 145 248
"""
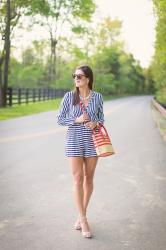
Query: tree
0 0 12 107
0 0 50 107
151 0 166 104
36 0 96 82
97 17 123 49
143 66 156 94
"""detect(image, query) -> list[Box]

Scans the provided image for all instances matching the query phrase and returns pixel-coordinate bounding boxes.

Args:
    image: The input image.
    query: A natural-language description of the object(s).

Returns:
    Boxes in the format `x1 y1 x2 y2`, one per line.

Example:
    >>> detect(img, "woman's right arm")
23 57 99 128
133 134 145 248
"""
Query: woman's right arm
57 92 76 126
97 93 104 124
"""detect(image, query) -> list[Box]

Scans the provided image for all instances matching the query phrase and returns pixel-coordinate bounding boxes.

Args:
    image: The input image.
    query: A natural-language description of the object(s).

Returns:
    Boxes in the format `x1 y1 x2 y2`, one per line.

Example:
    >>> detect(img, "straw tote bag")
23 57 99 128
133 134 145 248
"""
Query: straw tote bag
92 123 115 157
80 101 115 157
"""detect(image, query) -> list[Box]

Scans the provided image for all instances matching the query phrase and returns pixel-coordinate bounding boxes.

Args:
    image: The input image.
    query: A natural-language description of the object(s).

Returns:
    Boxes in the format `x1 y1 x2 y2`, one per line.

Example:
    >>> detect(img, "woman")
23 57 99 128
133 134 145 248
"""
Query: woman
57 65 104 238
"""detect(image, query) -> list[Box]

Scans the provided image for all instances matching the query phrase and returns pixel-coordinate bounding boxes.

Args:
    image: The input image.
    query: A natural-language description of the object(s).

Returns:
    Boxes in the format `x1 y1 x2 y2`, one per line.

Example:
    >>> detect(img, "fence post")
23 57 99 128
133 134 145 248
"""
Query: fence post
26 88 29 104
51 89 53 99
39 89 41 102
54 89 57 98
8 87 12 106
48 88 50 100
33 88 36 102
18 88 21 105
44 89 46 101
47 88 49 100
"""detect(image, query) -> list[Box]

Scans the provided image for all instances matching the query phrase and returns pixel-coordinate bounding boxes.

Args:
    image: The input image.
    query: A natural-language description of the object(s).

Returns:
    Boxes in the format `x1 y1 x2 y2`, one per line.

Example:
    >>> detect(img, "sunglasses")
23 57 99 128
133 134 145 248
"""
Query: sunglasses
72 73 86 80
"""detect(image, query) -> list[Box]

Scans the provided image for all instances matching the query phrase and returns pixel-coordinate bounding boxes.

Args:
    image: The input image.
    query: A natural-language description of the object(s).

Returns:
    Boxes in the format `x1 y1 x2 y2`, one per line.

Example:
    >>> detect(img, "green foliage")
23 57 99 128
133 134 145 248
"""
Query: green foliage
9 42 45 87
94 73 115 95
151 0 166 104
98 17 122 47
91 44 145 95
119 53 145 94
155 87 166 104
94 47 120 75
71 25 88 34
70 46 88 61
22 48 36 66
2 4 146 98
15 0 50 16
143 67 156 94
9 62 45 88
8 26 146 96
71 0 96 21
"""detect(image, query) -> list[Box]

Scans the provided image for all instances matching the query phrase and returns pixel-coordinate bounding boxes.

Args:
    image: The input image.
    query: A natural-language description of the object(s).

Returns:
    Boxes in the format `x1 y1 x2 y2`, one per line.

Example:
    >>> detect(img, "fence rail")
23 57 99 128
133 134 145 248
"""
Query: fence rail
6 87 69 106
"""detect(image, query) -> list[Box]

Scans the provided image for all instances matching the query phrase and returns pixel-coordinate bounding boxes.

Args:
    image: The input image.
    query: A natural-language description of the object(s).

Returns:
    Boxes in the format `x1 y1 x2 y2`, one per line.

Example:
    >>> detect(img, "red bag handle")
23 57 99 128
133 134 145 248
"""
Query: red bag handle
80 101 107 137
79 101 86 113
93 123 110 139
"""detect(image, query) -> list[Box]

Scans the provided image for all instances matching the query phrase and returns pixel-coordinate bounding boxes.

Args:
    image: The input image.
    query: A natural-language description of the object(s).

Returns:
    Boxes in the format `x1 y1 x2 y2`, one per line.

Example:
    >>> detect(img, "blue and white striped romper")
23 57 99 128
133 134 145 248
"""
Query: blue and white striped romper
57 91 104 157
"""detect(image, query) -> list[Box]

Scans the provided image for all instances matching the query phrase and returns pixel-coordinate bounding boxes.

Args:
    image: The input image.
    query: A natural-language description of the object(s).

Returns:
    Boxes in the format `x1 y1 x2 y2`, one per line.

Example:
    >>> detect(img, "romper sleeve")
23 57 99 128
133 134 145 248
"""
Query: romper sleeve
57 92 76 126
97 93 104 124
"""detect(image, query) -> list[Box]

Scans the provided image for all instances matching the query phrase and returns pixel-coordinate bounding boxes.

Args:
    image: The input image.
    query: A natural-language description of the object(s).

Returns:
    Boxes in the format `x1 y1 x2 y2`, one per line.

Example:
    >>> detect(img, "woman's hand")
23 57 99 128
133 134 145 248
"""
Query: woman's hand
75 112 90 123
85 121 97 130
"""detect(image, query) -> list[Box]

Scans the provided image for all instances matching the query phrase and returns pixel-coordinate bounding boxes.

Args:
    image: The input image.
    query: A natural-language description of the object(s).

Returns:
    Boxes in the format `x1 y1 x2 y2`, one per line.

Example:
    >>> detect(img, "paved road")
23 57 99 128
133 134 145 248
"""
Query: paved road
0 95 166 250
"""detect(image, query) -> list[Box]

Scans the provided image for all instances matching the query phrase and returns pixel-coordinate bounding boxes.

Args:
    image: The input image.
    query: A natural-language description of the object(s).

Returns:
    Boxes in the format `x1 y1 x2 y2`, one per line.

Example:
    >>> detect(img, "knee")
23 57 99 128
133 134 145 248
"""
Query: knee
73 174 83 187
84 174 93 185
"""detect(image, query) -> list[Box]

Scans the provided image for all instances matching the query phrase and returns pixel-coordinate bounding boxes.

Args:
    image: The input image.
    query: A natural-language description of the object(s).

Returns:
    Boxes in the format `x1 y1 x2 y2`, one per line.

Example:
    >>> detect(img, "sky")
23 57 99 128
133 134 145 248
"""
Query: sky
95 0 156 67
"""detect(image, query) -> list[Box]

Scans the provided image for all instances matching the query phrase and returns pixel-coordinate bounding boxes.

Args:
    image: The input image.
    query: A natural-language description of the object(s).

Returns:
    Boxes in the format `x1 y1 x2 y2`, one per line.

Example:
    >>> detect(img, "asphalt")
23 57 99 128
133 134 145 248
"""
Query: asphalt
0 95 166 250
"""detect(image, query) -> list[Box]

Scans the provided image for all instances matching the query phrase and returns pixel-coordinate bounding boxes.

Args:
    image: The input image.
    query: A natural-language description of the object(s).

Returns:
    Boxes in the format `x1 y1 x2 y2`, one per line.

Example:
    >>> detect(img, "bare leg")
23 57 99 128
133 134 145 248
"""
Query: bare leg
69 156 98 236
69 156 95 236
83 156 98 214
69 157 85 217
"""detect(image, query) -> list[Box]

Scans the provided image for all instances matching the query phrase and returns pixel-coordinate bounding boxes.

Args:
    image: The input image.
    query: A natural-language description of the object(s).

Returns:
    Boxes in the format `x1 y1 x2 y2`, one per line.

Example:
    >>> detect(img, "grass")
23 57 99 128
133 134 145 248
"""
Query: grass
151 101 166 142
0 98 62 121
0 93 136 121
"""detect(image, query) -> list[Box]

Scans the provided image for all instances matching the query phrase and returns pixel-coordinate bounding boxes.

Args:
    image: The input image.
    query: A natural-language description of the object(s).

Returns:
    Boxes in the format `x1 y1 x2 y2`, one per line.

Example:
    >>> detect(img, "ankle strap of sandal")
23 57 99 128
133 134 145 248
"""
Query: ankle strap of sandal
80 216 87 221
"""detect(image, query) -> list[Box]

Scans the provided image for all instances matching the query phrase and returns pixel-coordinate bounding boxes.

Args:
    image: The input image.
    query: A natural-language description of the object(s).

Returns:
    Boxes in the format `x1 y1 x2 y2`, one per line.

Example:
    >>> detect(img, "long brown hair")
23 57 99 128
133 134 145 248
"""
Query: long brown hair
72 65 93 106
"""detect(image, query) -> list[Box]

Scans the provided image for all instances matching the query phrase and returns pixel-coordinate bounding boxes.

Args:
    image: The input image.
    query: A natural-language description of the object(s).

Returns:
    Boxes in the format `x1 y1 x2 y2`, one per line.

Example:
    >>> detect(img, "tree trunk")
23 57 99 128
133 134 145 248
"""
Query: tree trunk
3 0 11 107
0 57 4 107
50 37 57 83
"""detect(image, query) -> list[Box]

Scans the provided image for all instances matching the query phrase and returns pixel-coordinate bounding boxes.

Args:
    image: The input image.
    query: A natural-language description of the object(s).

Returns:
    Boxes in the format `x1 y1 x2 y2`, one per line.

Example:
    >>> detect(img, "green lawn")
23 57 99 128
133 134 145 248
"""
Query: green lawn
0 94 131 121
0 98 62 121
151 101 166 142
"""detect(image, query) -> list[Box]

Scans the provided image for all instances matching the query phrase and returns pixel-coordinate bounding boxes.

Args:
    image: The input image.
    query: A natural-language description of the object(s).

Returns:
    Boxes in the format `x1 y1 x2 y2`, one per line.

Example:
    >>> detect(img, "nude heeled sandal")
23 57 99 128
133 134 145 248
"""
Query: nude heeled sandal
74 217 82 230
80 216 92 238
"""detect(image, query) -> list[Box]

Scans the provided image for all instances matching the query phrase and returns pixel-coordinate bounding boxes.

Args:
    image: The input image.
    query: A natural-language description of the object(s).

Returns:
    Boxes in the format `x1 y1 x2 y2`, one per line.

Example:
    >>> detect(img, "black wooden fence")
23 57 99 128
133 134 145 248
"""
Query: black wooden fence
6 87 69 106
